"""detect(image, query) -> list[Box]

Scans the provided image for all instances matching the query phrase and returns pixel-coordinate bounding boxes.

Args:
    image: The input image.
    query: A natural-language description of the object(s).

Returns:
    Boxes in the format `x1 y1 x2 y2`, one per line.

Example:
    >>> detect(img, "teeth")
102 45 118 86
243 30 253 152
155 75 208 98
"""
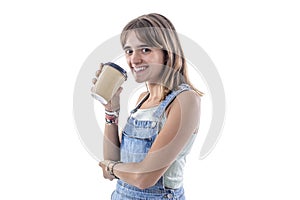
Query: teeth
134 66 146 72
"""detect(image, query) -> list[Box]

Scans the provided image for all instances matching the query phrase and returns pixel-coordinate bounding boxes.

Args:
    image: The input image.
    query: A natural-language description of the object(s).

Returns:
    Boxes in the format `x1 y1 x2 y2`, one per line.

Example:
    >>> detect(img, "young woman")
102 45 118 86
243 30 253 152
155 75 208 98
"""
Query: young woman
92 13 203 200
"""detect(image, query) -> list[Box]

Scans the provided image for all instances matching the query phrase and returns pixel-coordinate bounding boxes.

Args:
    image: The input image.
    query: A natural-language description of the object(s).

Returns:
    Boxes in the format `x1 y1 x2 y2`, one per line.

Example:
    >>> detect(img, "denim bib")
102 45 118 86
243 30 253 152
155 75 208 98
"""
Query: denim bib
112 84 193 200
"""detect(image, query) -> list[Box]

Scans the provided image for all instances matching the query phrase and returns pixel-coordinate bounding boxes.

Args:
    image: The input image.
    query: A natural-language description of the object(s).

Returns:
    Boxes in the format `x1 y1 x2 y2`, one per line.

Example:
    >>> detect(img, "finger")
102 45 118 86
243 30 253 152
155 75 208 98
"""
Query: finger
105 174 114 181
100 160 110 167
99 161 105 168
99 63 104 71
92 78 97 84
95 70 101 77
115 87 123 96
104 175 113 181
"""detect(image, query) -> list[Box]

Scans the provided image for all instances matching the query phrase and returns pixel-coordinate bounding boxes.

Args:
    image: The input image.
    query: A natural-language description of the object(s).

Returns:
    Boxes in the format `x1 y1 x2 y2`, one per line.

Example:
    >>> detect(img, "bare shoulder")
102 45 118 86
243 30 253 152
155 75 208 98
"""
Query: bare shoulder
177 90 201 102
166 90 201 115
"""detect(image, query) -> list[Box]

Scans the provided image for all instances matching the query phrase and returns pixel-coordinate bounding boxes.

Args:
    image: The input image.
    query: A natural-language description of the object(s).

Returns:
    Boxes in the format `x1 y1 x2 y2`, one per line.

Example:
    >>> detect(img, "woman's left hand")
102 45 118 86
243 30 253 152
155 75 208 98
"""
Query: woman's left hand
99 160 115 181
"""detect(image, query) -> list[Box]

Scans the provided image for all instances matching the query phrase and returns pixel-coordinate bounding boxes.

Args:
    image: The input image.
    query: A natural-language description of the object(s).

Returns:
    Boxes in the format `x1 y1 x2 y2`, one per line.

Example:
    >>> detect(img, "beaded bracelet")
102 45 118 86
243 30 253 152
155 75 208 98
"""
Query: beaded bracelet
109 161 122 179
106 161 114 172
105 117 118 125
105 109 119 125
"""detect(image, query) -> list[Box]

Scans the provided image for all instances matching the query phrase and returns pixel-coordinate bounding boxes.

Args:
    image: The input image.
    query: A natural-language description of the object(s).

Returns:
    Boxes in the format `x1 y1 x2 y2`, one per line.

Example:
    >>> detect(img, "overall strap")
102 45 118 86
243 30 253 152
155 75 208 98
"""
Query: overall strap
153 84 191 118
130 92 150 114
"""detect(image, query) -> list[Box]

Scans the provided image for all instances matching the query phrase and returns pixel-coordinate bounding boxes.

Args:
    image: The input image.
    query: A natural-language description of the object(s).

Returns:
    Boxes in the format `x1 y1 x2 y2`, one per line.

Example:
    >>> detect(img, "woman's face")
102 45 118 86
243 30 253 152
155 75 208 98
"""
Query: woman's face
123 31 165 83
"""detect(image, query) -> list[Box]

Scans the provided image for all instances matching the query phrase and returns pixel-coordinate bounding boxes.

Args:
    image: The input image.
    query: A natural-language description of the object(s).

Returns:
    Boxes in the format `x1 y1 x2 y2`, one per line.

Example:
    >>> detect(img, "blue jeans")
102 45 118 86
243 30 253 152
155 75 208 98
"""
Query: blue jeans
111 179 185 200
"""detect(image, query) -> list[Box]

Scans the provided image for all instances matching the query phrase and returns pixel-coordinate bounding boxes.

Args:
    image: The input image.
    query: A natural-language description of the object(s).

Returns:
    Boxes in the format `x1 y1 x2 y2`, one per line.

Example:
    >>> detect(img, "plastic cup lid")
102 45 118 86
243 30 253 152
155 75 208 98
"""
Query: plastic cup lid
105 62 128 80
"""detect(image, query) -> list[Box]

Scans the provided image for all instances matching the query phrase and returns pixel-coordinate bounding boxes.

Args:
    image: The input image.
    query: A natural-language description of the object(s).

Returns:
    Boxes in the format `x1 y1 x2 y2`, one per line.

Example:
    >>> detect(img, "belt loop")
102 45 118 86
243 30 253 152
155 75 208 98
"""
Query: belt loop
162 175 166 191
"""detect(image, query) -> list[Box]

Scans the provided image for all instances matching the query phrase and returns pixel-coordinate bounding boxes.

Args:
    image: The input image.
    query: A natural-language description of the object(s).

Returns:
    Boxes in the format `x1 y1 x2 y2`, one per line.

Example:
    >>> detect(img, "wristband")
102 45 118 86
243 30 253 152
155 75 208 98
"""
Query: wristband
105 109 120 117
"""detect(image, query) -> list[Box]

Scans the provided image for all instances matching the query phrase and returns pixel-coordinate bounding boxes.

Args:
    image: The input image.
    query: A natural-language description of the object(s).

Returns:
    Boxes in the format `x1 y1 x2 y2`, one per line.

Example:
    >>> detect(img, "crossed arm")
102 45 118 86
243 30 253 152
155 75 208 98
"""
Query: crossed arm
99 90 201 189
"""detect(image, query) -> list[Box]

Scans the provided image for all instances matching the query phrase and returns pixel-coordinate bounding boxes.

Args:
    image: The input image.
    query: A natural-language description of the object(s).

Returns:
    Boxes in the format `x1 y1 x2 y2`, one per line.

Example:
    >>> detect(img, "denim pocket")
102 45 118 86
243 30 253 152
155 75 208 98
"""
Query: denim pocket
120 118 159 163
121 132 157 163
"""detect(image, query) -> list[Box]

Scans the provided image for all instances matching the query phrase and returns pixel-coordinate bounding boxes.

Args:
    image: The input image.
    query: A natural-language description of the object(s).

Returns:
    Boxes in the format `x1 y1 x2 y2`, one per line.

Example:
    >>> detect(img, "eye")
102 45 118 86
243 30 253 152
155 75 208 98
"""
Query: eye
141 48 151 54
125 49 133 55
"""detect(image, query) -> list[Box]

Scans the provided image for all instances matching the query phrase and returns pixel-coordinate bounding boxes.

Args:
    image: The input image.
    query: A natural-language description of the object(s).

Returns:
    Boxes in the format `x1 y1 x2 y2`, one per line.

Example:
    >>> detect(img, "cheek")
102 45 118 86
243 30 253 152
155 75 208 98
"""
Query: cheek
156 56 165 66
147 55 164 65
125 56 131 67
155 51 165 65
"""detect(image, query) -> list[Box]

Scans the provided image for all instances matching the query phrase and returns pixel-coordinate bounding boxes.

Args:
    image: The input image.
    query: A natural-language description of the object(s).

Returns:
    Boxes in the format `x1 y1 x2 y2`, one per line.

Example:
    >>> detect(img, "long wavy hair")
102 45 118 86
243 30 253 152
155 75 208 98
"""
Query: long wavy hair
120 13 203 100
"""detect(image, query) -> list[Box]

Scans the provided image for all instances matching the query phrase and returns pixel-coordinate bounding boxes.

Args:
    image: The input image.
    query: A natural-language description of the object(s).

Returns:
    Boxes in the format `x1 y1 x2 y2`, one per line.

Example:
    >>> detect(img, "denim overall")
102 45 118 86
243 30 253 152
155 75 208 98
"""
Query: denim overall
111 84 192 200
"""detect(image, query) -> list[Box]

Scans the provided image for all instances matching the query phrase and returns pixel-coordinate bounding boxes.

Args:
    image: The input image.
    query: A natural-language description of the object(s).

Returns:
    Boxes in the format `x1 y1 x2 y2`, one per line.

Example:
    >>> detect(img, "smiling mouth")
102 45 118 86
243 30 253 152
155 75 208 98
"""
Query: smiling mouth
133 66 148 73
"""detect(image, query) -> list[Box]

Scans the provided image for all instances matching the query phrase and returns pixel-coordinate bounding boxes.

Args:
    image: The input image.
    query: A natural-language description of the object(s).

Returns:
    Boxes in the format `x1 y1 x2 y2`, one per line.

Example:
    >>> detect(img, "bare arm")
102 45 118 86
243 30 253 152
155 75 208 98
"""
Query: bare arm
92 63 122 161
103 90 149 161
103 123 120 161
102 90 201 189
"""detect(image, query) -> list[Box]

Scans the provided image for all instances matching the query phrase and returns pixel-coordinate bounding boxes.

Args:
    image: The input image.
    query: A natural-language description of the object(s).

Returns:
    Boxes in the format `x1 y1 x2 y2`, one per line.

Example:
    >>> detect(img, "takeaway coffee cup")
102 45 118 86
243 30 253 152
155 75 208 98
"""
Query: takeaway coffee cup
91 62 127 104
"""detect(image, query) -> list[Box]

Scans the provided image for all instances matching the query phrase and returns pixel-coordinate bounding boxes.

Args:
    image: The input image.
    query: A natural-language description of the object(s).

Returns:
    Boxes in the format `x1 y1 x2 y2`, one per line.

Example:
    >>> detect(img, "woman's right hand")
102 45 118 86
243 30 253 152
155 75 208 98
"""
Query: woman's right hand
91 63 123 112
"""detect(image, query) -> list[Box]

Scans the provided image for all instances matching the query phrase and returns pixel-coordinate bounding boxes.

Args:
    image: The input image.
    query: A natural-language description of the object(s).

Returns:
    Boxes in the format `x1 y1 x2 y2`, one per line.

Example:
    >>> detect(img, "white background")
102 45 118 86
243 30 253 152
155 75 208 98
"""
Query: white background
1 0 299 199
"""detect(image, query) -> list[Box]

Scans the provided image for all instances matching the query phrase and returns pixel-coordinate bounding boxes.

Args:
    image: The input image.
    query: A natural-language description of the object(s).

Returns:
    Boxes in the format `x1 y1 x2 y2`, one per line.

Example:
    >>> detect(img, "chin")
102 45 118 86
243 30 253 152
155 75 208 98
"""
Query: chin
133 75 147 83
134 78 145 83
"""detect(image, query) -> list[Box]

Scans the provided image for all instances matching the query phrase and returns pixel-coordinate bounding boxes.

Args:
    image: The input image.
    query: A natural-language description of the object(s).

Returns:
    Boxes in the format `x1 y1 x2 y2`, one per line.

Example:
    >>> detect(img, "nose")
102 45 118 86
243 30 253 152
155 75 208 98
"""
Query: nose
131 51 142 65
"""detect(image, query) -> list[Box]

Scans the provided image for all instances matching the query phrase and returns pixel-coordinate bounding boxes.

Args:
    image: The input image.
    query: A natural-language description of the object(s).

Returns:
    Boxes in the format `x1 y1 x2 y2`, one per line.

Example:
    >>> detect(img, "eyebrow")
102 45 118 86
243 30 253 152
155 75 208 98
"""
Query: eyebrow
123 44 150 50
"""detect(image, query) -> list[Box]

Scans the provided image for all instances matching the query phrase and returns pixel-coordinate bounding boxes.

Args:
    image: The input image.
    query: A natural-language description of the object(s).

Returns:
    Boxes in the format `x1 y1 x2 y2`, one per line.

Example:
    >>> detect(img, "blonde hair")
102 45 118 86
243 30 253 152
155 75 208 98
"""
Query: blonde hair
120 13 203 100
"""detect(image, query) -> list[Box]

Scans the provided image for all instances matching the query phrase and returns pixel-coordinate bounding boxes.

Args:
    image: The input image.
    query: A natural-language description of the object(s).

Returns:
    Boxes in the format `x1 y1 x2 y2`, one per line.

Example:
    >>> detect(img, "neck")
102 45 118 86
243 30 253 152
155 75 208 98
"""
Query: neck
146 83 163 102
